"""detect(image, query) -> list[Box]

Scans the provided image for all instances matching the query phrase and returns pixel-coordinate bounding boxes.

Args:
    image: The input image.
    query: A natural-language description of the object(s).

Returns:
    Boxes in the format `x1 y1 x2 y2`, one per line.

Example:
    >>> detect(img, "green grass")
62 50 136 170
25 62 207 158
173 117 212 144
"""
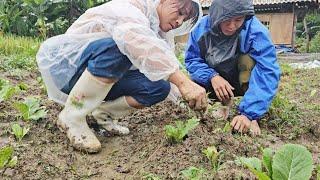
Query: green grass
0 34 41 71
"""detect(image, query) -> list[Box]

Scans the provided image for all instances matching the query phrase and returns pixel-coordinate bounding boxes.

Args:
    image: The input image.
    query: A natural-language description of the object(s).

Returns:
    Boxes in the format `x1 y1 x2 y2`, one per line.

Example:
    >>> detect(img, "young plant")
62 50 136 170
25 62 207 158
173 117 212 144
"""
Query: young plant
164 117 200 143
14 97 47 121
181 166 205 180
11 123 29 141
142 173 162 180
0 79 17 102
0 146 17 169
203 145 224 172
236 144 313 180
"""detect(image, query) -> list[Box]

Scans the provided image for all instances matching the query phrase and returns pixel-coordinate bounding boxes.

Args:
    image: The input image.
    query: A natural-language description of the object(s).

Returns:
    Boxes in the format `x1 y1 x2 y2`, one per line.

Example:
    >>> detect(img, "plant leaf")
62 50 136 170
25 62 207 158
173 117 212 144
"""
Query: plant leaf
181 166 204 180
239 157 262 172
262 148 273 177
7 156 17 168
0 146 13 169
238 157 270 180
29 108 47 121
11 123 23 141
272 144 313 180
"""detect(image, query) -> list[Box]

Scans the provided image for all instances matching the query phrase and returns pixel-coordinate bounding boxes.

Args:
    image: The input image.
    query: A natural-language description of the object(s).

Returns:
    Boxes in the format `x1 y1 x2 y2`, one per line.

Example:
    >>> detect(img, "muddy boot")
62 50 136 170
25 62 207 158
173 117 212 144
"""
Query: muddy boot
238 55 256 92
58 69 114 153
92 96 136 135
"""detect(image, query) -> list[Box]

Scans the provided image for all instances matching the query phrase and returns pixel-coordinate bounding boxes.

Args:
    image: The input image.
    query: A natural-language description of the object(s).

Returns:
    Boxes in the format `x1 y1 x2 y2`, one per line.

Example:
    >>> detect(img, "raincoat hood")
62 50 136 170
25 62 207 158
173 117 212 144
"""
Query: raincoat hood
201 0 255 69
209 0 254 33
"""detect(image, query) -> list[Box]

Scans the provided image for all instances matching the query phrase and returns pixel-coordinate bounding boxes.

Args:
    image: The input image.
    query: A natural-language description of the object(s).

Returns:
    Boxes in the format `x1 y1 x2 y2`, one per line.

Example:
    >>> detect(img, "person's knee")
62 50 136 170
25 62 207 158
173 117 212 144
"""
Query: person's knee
86 69 118 84
157 81 171 101
140 80 170 107
238 54 256 92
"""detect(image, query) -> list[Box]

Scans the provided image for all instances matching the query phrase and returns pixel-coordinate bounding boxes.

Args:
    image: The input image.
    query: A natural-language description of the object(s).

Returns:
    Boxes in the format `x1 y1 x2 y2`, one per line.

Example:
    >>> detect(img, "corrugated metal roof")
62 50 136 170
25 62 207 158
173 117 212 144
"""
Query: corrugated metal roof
200 0 319 7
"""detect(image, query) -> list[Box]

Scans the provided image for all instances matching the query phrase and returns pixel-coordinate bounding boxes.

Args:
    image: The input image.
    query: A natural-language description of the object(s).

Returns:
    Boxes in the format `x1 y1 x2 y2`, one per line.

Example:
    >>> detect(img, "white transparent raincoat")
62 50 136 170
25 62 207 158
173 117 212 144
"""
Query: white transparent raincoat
37 0 202 104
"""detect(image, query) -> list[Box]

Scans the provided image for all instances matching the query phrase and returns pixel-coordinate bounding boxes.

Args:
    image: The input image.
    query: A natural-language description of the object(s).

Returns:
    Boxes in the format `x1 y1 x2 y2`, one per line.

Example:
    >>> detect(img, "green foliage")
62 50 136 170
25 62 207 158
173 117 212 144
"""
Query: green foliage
0 146 16 169
142 173 162 180
11 123 29 141
262 148 273 177
203 145 224 172
272 144 313 180
164 118 200 143
236 144 313 180
181 166 205 180
14 97 47 121
0 34 40 72
0 78 18 102
296 32 320 53
269 93 299 124
0 0 108 37
296 12 320 39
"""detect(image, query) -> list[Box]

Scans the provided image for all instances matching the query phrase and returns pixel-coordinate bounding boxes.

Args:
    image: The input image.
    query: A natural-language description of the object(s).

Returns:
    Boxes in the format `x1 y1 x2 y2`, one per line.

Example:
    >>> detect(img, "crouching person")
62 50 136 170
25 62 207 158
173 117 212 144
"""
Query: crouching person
184 0 281 135
36 0 206 153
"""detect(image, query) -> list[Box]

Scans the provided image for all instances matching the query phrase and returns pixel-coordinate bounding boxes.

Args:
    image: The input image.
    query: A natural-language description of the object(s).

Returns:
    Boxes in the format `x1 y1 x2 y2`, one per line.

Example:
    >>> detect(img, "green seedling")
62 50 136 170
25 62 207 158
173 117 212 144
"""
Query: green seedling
181 166 205 180
11 123 29 141
14 97 47 121
142 173 162 180
236 144 313 180
164 117 200 143
203 145 224 172
222 122 232 133
0 79 17 102
0 146 17 169
310 89 317 98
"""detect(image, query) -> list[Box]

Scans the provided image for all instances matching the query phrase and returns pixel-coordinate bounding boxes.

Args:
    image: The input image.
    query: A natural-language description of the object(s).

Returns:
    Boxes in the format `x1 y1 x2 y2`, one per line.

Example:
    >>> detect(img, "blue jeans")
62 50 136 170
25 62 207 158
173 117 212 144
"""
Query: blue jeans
61 38 170 107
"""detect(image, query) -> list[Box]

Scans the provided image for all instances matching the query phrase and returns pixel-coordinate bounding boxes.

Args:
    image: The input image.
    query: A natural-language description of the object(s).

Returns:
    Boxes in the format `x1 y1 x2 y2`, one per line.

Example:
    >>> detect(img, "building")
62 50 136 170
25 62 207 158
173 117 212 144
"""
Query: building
176 0 319 47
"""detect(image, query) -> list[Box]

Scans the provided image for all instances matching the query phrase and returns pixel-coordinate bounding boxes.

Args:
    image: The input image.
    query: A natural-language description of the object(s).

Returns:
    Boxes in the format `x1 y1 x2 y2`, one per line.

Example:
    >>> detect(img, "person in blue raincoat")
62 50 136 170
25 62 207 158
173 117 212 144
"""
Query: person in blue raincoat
184 0 281 135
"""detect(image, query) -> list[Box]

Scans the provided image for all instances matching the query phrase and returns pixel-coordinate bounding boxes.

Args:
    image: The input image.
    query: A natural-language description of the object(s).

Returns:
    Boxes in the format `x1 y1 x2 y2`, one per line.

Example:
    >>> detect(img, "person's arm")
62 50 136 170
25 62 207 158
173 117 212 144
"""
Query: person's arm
185 28 218 89
238 18 281 120
112 6 207 110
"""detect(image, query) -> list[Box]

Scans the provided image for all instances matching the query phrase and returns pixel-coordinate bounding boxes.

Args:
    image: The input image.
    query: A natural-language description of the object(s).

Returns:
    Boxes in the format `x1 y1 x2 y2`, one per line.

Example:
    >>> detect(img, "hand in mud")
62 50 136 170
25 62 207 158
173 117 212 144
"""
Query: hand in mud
231 115 261 136
179 80 208 111
168 70 208 111
211 75 234 102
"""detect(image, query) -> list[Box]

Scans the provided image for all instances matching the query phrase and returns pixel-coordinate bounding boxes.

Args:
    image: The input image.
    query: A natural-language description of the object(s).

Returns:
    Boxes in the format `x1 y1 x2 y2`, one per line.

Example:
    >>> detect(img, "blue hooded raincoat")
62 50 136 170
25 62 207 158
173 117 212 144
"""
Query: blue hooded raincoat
185 0 281 120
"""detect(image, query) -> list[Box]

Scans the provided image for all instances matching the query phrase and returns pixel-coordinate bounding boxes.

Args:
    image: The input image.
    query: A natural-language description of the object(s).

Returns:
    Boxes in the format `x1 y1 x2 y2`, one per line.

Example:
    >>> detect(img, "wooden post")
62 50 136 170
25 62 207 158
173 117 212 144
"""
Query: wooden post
303 16 310 53
292 5 297 48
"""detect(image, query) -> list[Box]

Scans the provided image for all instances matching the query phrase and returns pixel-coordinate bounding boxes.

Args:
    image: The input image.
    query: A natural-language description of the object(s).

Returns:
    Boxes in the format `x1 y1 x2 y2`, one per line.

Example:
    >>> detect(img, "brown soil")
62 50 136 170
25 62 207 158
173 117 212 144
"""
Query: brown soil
0 60 319 180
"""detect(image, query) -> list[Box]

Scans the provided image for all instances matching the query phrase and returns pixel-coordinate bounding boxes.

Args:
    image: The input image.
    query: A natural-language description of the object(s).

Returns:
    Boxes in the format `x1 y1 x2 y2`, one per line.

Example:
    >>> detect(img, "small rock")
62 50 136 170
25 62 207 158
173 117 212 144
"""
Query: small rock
115 165 130 173
3 168 15 177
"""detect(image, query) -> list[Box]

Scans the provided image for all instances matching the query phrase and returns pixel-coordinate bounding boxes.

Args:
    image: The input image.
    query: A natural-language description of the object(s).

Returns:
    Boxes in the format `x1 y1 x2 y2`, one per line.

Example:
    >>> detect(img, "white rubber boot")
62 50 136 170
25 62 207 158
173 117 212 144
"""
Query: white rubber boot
57 69 114 153
92 96 136 135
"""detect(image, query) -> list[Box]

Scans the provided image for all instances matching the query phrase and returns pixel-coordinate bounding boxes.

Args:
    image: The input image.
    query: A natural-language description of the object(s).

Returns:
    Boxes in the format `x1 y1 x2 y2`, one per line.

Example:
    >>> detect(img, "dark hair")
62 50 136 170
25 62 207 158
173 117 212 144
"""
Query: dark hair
179 0 200 25
189 2 200 25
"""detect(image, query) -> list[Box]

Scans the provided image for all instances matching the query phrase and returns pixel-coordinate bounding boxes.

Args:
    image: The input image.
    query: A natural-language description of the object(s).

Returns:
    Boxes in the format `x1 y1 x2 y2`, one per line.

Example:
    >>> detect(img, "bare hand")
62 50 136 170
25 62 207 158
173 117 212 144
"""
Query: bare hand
169 70 208 111
179 80 207 111
211 75 234 101
230 115 261 136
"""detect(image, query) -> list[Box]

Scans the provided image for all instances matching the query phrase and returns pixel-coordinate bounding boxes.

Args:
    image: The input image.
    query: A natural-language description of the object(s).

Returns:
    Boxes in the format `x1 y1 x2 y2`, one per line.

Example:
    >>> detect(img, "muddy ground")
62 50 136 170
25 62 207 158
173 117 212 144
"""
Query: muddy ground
0 55 320 179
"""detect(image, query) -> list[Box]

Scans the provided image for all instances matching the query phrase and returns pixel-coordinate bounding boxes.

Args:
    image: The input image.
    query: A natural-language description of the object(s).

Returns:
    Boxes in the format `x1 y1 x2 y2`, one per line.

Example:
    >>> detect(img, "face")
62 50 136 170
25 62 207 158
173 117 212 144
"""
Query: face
219 16 245 36
157 0 194 32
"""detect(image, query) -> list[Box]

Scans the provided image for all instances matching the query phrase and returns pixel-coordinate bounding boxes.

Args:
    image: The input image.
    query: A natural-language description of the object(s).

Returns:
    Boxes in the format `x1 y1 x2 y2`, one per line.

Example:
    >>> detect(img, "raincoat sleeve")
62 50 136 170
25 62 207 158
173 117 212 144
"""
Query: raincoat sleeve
112 12 179 81
238 17 281 120
185 18 218 88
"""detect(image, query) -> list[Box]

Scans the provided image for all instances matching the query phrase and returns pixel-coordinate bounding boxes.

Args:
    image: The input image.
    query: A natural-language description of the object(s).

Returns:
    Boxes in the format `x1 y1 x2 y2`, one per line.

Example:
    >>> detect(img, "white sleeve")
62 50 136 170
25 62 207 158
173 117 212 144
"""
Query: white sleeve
112 22 179 81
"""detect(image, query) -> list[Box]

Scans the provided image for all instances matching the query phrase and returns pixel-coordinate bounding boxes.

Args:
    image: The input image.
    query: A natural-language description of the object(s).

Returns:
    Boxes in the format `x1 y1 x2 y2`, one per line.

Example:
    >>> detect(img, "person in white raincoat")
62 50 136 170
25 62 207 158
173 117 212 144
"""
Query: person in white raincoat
37 0 206 153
